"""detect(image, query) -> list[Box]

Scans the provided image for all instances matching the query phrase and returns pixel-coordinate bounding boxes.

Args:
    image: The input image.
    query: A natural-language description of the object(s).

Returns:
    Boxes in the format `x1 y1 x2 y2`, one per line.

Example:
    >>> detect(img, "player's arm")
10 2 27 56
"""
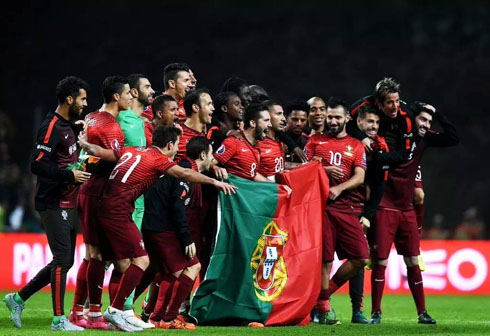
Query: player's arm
424 109 459 147
276 131 307 163
78 132 117 162
171 179 195 259
31 124 90 183
329 167 365 200
166 165 237 195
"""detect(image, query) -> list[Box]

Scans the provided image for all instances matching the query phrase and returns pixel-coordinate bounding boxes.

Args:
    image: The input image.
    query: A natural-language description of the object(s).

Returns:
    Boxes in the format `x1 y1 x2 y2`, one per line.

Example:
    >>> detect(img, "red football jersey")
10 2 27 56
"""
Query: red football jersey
80 111 125 196
177 99 186 122
100 146 176 219
256 137 285 177
175 123 205 162
214 132 260 181
305 133 366 210
379 139 425 211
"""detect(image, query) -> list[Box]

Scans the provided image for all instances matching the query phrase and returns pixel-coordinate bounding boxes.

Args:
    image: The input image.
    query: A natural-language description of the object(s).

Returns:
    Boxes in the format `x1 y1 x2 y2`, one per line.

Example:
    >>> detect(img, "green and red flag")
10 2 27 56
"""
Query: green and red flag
191 161 329 326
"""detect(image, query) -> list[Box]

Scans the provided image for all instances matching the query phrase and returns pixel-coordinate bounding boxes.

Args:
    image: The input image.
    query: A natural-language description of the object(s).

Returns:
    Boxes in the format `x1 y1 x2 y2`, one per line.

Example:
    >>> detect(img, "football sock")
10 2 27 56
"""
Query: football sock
52 315 64 325
109 270 122 303
123 290 135 311
150 274 177 321
112 264 144 310
163 274 194 322
72 259 89 306
87 258 105 306
371 264 386 314
407 265 426 315
144 273 163 315
349 268 365 312
14 293 25 304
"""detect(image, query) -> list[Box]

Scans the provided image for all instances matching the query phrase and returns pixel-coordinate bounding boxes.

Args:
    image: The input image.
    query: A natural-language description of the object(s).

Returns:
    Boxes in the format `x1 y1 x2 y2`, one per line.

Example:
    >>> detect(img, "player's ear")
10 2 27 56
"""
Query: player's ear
200 150 206 161
168 79 176 89
66 96 74 105
250 119 256 128
221 105 228 114
192 103 200 114
130 87 138 98
112 93 120 102
156 110 163 119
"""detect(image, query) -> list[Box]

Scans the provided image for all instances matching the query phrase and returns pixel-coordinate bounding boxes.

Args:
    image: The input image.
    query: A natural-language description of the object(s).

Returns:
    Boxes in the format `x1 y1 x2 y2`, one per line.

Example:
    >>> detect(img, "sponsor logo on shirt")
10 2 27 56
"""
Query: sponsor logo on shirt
37 144 52 152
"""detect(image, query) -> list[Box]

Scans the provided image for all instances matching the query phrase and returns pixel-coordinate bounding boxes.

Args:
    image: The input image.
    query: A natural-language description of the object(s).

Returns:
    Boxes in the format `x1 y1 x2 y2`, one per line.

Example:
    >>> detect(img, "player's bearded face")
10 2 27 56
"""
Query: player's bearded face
68 91 87 120
326 108 348 136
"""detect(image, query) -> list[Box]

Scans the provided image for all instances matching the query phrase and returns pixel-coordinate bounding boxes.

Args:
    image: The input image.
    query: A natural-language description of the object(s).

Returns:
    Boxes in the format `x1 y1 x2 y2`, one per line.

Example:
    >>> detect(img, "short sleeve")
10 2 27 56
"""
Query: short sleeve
353 141 367 170
213 137 237 165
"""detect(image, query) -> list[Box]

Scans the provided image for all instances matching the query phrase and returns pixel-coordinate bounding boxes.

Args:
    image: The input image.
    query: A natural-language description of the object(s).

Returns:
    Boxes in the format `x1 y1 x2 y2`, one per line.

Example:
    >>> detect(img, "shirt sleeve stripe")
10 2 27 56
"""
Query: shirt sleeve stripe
43 115 58 144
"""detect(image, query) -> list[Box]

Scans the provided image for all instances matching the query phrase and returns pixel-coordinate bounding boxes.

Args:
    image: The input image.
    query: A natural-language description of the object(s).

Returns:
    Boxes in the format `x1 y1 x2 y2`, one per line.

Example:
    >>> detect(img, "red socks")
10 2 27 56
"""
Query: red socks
371 264 387 313
407 265 426 314
163 274 195 322
87 259 105 306
72 259 88 306
109 270 122 303
112 264 144 310
151 274 177 321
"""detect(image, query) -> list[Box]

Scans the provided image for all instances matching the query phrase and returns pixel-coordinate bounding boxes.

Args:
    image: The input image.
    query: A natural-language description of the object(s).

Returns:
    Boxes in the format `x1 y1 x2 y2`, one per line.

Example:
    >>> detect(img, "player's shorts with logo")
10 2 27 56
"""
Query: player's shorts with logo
143 230 199 273
323 208 369 262
98 214 147 261
371 208 419 259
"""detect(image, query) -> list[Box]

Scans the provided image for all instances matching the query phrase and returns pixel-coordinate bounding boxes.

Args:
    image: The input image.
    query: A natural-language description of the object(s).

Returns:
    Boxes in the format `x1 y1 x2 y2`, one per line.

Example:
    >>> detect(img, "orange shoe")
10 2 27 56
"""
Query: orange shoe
148 319 160 328
248 322 265 328
160 317 196 330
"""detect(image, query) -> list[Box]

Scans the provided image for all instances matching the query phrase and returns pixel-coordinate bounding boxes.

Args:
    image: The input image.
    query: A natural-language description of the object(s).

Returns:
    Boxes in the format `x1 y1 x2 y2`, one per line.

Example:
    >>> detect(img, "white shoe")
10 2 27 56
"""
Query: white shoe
4 293 24 329
122 309 155 329
51 316 84 331
104 306 142 332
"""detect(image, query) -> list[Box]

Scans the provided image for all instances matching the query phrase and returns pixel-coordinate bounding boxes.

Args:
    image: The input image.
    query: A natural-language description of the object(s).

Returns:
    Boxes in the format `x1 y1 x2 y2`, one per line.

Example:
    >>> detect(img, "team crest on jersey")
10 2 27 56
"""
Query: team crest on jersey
216 144 226 154
344 145 353 157
250 221 288 302
111 139 120 150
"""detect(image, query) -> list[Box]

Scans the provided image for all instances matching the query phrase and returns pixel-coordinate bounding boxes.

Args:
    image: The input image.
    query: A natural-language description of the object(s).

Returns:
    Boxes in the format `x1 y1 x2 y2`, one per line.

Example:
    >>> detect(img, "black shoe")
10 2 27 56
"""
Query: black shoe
351 311 369 324
418 311 436 324
369 311 381 324
310 307 319 323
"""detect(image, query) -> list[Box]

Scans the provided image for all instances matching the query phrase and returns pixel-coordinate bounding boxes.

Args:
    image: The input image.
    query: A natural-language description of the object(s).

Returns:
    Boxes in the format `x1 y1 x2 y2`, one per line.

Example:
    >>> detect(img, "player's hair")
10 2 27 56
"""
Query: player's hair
249 84 269 103
411 101 435 117
357 103 380 120
220 77 248 94
163 63 189 90
127 74 147 90
55 76 89 104
374 77 400 104
243 103 267 130
285 99 310 117
260 100 282 112
152 125 182 148
101 76 129 103
213 91 239 121
183 88 210 117
186 136 211 160
151 95 176 118
327 97 349 115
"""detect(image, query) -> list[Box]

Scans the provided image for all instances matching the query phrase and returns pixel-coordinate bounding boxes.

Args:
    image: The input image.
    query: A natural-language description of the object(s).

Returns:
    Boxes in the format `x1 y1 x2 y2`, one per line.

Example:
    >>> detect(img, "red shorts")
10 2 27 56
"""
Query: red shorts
98 215 147 261
142 230 199 274
77 193 101 246
322 208 369 263
371 208 419 259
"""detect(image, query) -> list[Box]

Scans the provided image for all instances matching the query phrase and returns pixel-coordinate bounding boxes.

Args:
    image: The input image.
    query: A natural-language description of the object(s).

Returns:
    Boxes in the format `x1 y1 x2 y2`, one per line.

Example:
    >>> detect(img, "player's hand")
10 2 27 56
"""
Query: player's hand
293 147 308 163
360 216 370 229
281 184 293 198
362 137 373 153
211 165 228 180
72 169 91 183
78 132 92 153
311 155 323 163
74 120 86 131
325 166 344 180
213 180 237 195
185 242 196 260
423 104 436 114
328 185 343 200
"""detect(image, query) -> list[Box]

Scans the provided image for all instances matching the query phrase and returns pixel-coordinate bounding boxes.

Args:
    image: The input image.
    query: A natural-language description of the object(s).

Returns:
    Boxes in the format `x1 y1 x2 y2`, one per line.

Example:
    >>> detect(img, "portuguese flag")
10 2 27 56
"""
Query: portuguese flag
191 161 329 326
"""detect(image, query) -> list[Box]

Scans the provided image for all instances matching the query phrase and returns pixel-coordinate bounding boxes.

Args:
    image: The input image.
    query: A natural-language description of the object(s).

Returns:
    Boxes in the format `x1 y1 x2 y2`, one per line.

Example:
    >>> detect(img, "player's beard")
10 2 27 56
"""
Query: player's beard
328 121 346 137
255 126 267 141
68 103 82 120
138 94 152 107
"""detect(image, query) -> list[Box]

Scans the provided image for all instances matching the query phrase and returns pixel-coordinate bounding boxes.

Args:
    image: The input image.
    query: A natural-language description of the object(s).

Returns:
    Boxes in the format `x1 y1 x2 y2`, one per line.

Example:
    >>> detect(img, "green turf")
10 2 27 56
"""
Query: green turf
1 291 489 335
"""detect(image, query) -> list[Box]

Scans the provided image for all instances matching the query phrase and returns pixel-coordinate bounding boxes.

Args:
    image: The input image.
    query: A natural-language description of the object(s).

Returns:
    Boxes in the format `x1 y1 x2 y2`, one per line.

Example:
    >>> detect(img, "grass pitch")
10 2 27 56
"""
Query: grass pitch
1 291 489 335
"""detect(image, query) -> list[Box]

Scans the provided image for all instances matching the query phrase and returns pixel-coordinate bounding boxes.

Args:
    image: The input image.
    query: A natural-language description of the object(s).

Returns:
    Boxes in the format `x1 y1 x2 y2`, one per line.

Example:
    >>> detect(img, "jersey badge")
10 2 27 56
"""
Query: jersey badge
250 220 288 302
216 144 226 154
344 145 354 157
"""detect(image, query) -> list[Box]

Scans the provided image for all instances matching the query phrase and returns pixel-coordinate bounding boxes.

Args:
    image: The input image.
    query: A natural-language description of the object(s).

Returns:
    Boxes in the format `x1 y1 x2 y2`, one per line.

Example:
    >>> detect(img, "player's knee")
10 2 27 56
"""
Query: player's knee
134 255 149 270
414 188 425 205
403 256 419 267
375 258 388 266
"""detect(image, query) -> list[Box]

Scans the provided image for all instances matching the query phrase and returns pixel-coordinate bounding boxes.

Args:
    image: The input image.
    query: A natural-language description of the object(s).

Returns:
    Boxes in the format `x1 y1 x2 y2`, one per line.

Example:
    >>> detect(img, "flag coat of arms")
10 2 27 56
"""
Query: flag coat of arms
191 161 329 326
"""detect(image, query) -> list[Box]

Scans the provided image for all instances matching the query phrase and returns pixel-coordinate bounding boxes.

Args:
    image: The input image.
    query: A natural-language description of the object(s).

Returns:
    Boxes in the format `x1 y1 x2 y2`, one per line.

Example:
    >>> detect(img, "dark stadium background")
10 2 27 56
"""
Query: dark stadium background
2 0 489 237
